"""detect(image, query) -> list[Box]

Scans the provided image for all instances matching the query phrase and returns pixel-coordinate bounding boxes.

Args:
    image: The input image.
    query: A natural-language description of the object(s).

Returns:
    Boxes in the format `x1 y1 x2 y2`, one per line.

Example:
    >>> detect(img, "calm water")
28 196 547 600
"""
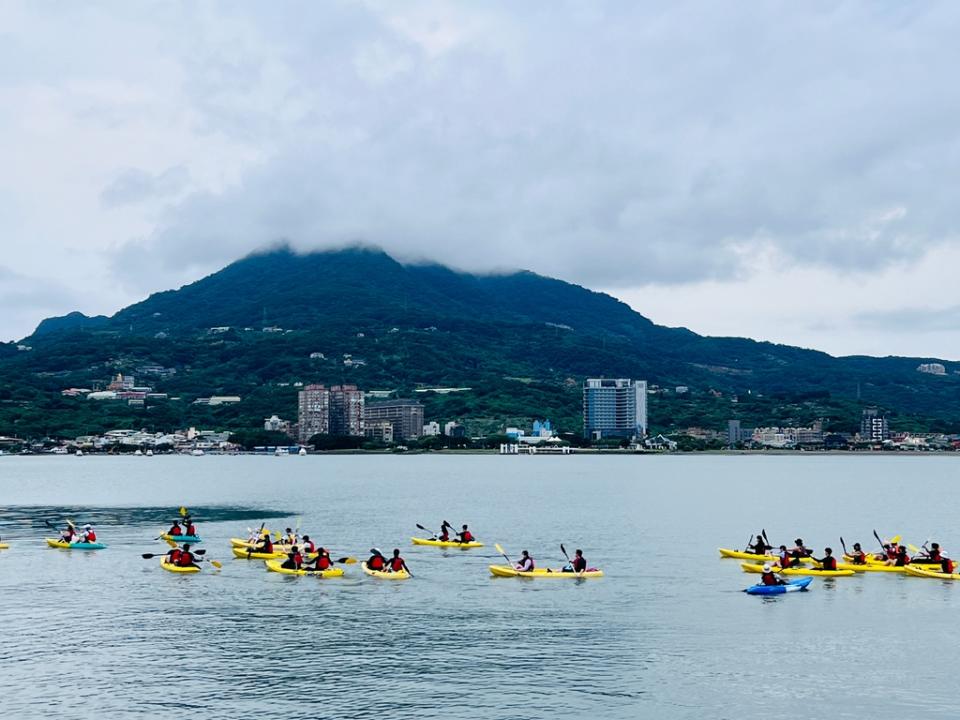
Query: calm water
1 454 959 719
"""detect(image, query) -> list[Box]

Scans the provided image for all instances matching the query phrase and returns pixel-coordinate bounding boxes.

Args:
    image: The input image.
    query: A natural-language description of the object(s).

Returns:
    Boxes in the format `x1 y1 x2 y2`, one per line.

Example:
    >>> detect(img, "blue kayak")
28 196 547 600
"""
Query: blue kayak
745 577 812 595
46 538 107 550
161 534 202 544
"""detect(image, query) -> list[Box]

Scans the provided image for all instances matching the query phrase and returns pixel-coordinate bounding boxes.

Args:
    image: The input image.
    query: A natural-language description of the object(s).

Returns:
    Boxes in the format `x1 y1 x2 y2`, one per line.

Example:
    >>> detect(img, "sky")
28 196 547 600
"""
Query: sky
2 1 960 358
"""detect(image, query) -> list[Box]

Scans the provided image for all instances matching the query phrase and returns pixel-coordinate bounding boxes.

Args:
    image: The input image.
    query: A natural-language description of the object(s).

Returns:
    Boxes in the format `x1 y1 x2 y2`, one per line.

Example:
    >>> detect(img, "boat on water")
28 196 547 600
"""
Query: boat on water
190 449 204 457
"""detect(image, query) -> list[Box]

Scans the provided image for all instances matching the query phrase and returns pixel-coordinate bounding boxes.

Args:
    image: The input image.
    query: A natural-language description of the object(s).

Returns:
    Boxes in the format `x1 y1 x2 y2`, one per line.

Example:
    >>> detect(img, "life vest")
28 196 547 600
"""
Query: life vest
368 555 385 570
461 531 474 542
439 531 450 541
572 556 587 572
851 551 866 565
316 555 332 570
303 541 315 553
821 556 837 571
944 559 955 574
761 572 778 586
168 526 182 536
261 539 273 553
929 549 942 561
779 552 791 567
169 549 182 564
886 548 898 560
177 551 194 567
185 524 197 536
389 557 405 572
85 531 97 542
291 552 303 567
895 553 910 567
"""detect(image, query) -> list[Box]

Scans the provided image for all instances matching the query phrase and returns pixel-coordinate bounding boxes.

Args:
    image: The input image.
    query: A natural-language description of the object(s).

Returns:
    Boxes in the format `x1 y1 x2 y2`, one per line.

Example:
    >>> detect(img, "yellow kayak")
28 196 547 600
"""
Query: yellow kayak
361 561 410 580
230 537 291 551
904 565 960 580
411 537 484 549
488 564 604 579
0 543 9 550
740 562 855 577
719 548 813 564
264 559 344 577
160 557 200 573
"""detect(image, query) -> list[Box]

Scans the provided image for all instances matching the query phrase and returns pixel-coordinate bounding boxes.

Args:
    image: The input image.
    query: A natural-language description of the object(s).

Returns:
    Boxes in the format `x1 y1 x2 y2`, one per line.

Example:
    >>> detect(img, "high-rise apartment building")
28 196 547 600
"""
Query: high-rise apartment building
297 384 330 442
329 384 364 436
363 399 424 441
583 378 648 439
860 407 889 442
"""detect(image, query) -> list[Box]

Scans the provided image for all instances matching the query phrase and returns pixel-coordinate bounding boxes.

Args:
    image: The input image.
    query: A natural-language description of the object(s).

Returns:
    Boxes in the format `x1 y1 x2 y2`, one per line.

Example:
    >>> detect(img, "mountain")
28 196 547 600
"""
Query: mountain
3 245 959 440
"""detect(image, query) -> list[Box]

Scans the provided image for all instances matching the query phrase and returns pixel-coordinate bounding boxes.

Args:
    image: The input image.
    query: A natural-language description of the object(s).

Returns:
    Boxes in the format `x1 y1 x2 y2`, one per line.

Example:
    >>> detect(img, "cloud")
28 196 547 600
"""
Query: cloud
0 267 83 339
100 166 189 207
854 305 960 333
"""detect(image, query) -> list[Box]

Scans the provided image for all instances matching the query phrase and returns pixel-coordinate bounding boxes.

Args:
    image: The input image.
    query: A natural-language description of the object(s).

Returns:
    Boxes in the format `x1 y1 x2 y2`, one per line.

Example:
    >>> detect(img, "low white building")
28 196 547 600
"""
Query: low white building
422 421 441 436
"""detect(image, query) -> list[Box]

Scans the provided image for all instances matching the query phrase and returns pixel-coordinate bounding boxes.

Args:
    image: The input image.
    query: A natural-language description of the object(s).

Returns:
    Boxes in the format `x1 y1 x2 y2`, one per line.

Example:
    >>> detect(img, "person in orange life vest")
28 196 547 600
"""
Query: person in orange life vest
848 543 867 565
886 546 911 567
166 546 183 564
386 548 409 574
281 545 304 571
515 550 535 572
301 535 316 554
562 549 588 573
176 543 198 568
183 518 198 536
366 548 386 571
777 545 799 568
304 547 333 572
81 524 97 543
254 533 274 554
457 525 474 543
760 562 786 586
813 547 837 571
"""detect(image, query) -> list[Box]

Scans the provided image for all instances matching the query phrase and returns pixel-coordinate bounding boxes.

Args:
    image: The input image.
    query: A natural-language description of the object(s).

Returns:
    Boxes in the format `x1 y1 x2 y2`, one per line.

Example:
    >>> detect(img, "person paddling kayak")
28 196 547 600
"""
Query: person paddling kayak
777 545 800 568
281 545 304 571
917 543 944 563
177 543 199 569
283 528 299 546
760 562 787 586
515 550 535 572
748 533 770 555
81 524 97 543
848 543 867 565
788 538 811 560
254 533 275 555
59 524 77 544
813 547 837 571
562 549 588 573
385 548 409 575
437 523 452 542
183 517 198 537
167 520 183 537
456 525 475 544
366 548 387 571
304 547 333 572
301 535 316 554
886 545 911 567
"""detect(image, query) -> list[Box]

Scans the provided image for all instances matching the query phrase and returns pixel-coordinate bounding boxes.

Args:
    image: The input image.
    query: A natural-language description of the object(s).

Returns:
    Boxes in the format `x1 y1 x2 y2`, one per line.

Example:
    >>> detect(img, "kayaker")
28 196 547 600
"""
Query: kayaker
281 545 304 571
886 546 911 567
438 523 451 542
304 547 333 572
848 543 867 565
366 548 387 571
176 543 198 569
167 520 183 536
562 549 588 573
254 533 275 555
81 524 97 543
777 545 799 568
884 543 898 562
748 533 770 555
813 547 837 571
918 543 943 563
760 562 786 586
788 538 811 560
59 525 77 543
456 525 475 544
514 550 535 572
301 534 316 554
283 528 298 546
166 546 183 564
184 518 198 536
386 548 409 575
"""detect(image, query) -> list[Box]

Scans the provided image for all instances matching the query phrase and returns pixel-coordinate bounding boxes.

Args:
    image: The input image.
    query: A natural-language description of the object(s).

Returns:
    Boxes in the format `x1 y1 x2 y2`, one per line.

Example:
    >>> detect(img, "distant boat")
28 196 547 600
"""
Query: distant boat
145 449 154 457
134 449 143 456
52 447 68 455
275 447 290 456
190 449 204 456
298 447 307 456
75 449 83 457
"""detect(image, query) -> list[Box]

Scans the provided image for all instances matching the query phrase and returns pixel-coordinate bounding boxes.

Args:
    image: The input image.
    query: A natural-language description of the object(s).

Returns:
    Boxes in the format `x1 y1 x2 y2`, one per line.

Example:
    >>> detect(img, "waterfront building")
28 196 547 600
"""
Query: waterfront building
364 420 394 444
444 421 466 438
422 421 441 436
264 415 291 434
298 384 330 442
363 399 424 441
860 407 890 442
329 385 364 436
583 378 648 440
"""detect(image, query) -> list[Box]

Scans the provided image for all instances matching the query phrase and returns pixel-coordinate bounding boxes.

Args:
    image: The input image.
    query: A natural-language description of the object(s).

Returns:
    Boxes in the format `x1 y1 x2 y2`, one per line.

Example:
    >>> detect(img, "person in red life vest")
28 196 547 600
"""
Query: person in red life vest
759 562 786 586
81 524 97 543
884 544 898 562
940 557 956 574
916 543 943 564
166 546 183 565
386 548 409 575
281 545 304 571
254 533 274 555
813 547 837 571
515 550 535 572
562 549 588 573
183 518 198 537
777 545 798 568
366 548 387 571
301 535 316 554
457 525 475 544
59 524 77 544
176 543 198 568
437 523 451 542
849 543 867 565
304 547 333 572
788 538 811 561
748 533 771 556
886 546 911 567
167 520 183 537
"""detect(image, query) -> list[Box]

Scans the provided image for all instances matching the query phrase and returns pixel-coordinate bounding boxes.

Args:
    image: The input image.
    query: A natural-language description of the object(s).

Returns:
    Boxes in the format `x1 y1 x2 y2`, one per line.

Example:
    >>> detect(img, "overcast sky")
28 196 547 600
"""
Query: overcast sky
3 1 960 358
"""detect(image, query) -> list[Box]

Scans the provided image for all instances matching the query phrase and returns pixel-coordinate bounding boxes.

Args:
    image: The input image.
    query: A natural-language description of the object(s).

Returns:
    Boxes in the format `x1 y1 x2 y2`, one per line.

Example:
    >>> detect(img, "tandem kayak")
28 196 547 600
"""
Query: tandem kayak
719 548 813 563
160 558 200 573
161 534 202 544
904 565 960 580
488 564 604 579
745 577 812 595
45 538 107 550
361 562 410 580
230 538 295 552
264 559 344 578
410 537 484 549
740 562 855 577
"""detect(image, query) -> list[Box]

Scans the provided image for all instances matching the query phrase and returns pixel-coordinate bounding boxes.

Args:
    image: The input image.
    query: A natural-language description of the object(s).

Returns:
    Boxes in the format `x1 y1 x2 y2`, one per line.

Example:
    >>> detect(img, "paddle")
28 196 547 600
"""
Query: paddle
762 529 770 549
495 542 513 568
873 529 886 554
840 536 848 556
142 549 207 558
561 542 583 578
415 523 438 540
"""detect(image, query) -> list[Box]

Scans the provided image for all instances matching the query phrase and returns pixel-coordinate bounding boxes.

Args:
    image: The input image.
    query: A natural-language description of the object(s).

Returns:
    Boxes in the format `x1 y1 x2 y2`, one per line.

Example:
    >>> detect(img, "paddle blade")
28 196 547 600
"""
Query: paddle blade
416 524 428 531
891 534 902 544
338 557 357 565
495 543 505 555
210 560 222 569
908 544 920 554
195 549 207 555
179 506 188 517
164 538 178 549
141 553 157 559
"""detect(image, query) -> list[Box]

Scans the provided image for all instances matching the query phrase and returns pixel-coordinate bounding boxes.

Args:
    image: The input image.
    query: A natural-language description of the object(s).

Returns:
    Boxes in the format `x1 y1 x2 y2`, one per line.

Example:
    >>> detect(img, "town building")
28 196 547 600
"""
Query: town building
444 421 466 438
860 407 890 442
582 378 648 440
422 421 441 436
263 415 291 434
298 384 330 442
363 399 424 441
917 363 947 375
364 420 394 444
329 385 364 436
727 419 755 446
